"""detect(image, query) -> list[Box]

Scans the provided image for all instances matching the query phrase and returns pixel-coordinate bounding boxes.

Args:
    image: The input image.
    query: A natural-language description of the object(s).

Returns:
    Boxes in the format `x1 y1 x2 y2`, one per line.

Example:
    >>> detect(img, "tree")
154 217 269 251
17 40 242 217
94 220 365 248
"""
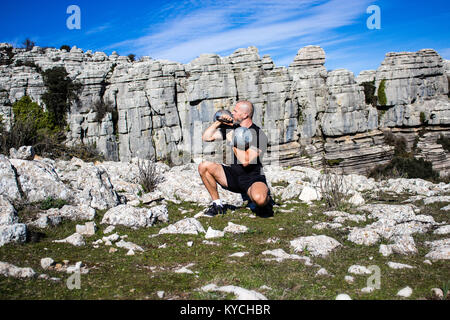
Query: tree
60 45 71 52
128 54 136 62
23 38 35 51
41 67 81 129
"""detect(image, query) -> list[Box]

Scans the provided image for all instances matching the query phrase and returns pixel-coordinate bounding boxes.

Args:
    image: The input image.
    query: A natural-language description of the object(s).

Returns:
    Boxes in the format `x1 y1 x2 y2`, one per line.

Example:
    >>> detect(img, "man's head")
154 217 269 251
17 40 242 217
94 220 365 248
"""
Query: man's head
232 100 254 125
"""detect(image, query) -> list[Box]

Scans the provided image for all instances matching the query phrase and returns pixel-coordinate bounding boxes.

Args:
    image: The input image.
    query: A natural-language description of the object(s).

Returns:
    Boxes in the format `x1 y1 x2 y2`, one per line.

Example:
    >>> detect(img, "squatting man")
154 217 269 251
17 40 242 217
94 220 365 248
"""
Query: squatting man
198 100 274 217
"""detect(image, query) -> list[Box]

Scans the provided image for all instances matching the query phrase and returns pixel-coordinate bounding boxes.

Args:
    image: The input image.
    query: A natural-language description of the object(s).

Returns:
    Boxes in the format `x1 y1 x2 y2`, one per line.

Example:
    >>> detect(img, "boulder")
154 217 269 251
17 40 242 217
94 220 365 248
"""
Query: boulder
290 235 341 257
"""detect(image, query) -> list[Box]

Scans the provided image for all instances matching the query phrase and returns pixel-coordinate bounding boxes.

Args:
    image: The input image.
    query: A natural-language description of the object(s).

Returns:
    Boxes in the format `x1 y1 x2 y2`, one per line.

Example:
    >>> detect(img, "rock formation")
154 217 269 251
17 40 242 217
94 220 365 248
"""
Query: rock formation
0 43 449 174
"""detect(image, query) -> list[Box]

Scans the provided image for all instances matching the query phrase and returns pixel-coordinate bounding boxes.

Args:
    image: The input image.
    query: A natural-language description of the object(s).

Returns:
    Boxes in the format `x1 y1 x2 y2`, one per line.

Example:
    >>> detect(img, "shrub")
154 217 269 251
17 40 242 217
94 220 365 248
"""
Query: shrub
93 99 114 123
383 131 408 157
39 197 68 210
0 46 15 65
22 38 35 51
369 157 439 181
127 54 136 62
137 159 164 193
60 45 71 51
41 67 81 129
377 79 387 106
318 168 349 210
437 134 450 152
420 112 427 125
361 80 377 107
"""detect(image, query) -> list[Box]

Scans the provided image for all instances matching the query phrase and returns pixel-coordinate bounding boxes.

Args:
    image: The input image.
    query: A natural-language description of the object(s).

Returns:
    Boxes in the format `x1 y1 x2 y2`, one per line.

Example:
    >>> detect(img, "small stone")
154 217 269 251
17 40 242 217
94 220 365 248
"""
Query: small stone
104 225 115 234
53 233 85 247
361 287 375 293
431 288 444 299
40 258 54 270
397 286 413 298
205 226 225 239
126 249 135 256
109 247 118 253
315 268 329 276
229 252 249 258
187 241 193 247
336 294 352 300
423 259 432 265
223 222 248 234
157 291 165 298
348 265 372 275
344 275 354 284
387 262 415 269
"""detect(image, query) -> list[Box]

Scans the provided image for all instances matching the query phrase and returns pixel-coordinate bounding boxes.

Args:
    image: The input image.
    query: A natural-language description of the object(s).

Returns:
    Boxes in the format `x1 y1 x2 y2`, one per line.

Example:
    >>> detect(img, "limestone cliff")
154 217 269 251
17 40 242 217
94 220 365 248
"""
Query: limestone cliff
0 43 449 175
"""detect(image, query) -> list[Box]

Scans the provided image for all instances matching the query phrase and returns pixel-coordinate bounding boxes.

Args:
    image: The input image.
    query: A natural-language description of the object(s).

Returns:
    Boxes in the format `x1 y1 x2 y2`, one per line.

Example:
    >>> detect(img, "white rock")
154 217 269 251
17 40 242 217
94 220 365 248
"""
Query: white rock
262 248 311 265
336 294 352 300
0 195 18 226
174 264 195 274
53 233 85 246
379 244 393 257
223 222 248 234
347 228 380 246
423 259 432 265
431 288 444 299
205 226 225 239
40 258 54 270
348 192 365 206
157 291 165 298
299 186 321 204
75 221 97 236
200 283 267 300
102 204 168 229
187 241 193 247
387 262 415 269
397 286 413 298
0 223 27 247
315 268 329 276
0 261 35 278
229 252 249 258
103 225 115 234
361 286 375 293
290 235 341 257
115 239 144 252
344 275 355 284
348 265 372 275
102 233 120 243
159 218 205 235
126 249 135 256
434 225 450 235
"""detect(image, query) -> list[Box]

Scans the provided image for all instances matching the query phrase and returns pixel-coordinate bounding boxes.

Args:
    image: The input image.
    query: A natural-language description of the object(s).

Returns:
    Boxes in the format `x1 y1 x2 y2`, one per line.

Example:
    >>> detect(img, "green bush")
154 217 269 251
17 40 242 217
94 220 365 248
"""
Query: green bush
39 197 68 210
60 45 71 51
361 80 377 107
437 134 450 152
127 54 136 62
41 67 81 129
377 79 387 106
369 156 439 181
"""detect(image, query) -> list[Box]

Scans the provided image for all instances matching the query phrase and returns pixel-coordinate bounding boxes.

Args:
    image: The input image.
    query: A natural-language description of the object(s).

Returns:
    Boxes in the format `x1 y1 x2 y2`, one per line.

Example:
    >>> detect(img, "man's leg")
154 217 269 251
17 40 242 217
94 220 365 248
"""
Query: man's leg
198 161 228 201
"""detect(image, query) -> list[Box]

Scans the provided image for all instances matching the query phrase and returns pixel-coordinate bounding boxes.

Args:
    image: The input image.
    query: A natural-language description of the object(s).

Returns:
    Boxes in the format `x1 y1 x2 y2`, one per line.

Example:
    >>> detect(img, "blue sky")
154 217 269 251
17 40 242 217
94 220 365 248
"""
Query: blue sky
1 0 449 75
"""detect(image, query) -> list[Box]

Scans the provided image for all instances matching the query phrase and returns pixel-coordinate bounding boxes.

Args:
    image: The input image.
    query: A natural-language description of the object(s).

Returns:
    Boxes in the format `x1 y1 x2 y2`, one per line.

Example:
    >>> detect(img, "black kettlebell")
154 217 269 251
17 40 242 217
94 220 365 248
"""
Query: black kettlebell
214 109 233 123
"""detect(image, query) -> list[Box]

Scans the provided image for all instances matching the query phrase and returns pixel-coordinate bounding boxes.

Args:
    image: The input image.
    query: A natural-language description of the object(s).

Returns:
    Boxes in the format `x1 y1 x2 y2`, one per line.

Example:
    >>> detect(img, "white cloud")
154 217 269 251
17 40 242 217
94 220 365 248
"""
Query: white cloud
106 0 373 64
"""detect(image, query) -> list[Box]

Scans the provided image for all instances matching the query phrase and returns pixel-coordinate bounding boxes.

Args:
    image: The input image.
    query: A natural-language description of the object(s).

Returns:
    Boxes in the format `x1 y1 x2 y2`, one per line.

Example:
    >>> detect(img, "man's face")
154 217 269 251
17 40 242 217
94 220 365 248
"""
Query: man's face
232 104 247 124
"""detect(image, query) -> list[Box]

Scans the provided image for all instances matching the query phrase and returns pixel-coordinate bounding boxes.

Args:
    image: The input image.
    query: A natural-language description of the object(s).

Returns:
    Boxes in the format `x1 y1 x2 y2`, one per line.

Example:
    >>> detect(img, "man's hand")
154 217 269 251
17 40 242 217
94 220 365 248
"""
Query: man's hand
218 114 233 126
233 146 260 167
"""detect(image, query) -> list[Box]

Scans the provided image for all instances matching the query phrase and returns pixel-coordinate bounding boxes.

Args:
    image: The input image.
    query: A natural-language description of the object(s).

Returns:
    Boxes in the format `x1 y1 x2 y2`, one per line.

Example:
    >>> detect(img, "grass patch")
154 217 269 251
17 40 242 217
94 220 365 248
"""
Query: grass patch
0 195 448 300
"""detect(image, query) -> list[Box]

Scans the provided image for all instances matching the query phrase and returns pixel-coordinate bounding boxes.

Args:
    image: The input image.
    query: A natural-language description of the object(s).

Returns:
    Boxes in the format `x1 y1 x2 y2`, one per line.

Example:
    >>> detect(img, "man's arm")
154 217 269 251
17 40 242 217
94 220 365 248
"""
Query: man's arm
202 121 224 142
233 146 260 167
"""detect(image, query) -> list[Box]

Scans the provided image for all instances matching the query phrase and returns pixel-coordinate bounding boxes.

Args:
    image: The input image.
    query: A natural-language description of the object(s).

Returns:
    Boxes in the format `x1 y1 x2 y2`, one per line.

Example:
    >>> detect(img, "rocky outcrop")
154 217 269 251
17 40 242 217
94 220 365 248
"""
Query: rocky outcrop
0 43 449 175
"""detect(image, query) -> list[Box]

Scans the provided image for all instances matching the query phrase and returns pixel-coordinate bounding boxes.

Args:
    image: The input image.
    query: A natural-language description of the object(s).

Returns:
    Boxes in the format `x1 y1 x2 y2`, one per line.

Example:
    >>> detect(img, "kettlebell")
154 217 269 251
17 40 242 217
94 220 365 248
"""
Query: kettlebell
233 126 253 150
214 109 233 123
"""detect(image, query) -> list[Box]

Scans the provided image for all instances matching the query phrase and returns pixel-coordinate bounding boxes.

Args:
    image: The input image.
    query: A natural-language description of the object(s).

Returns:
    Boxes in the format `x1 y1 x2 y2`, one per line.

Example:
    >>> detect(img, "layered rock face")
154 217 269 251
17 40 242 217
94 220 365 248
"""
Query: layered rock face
0 43 449 174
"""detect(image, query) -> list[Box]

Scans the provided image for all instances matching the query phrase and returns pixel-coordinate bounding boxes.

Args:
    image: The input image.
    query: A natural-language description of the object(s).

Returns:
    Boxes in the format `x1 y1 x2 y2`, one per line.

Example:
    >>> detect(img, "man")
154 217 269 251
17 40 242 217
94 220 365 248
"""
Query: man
198 100 273 218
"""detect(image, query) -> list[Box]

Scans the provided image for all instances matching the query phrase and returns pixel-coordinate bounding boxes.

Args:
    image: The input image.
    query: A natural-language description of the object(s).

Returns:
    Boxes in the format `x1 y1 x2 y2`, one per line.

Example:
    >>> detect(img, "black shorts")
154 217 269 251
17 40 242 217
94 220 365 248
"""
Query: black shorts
220 165 268 195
